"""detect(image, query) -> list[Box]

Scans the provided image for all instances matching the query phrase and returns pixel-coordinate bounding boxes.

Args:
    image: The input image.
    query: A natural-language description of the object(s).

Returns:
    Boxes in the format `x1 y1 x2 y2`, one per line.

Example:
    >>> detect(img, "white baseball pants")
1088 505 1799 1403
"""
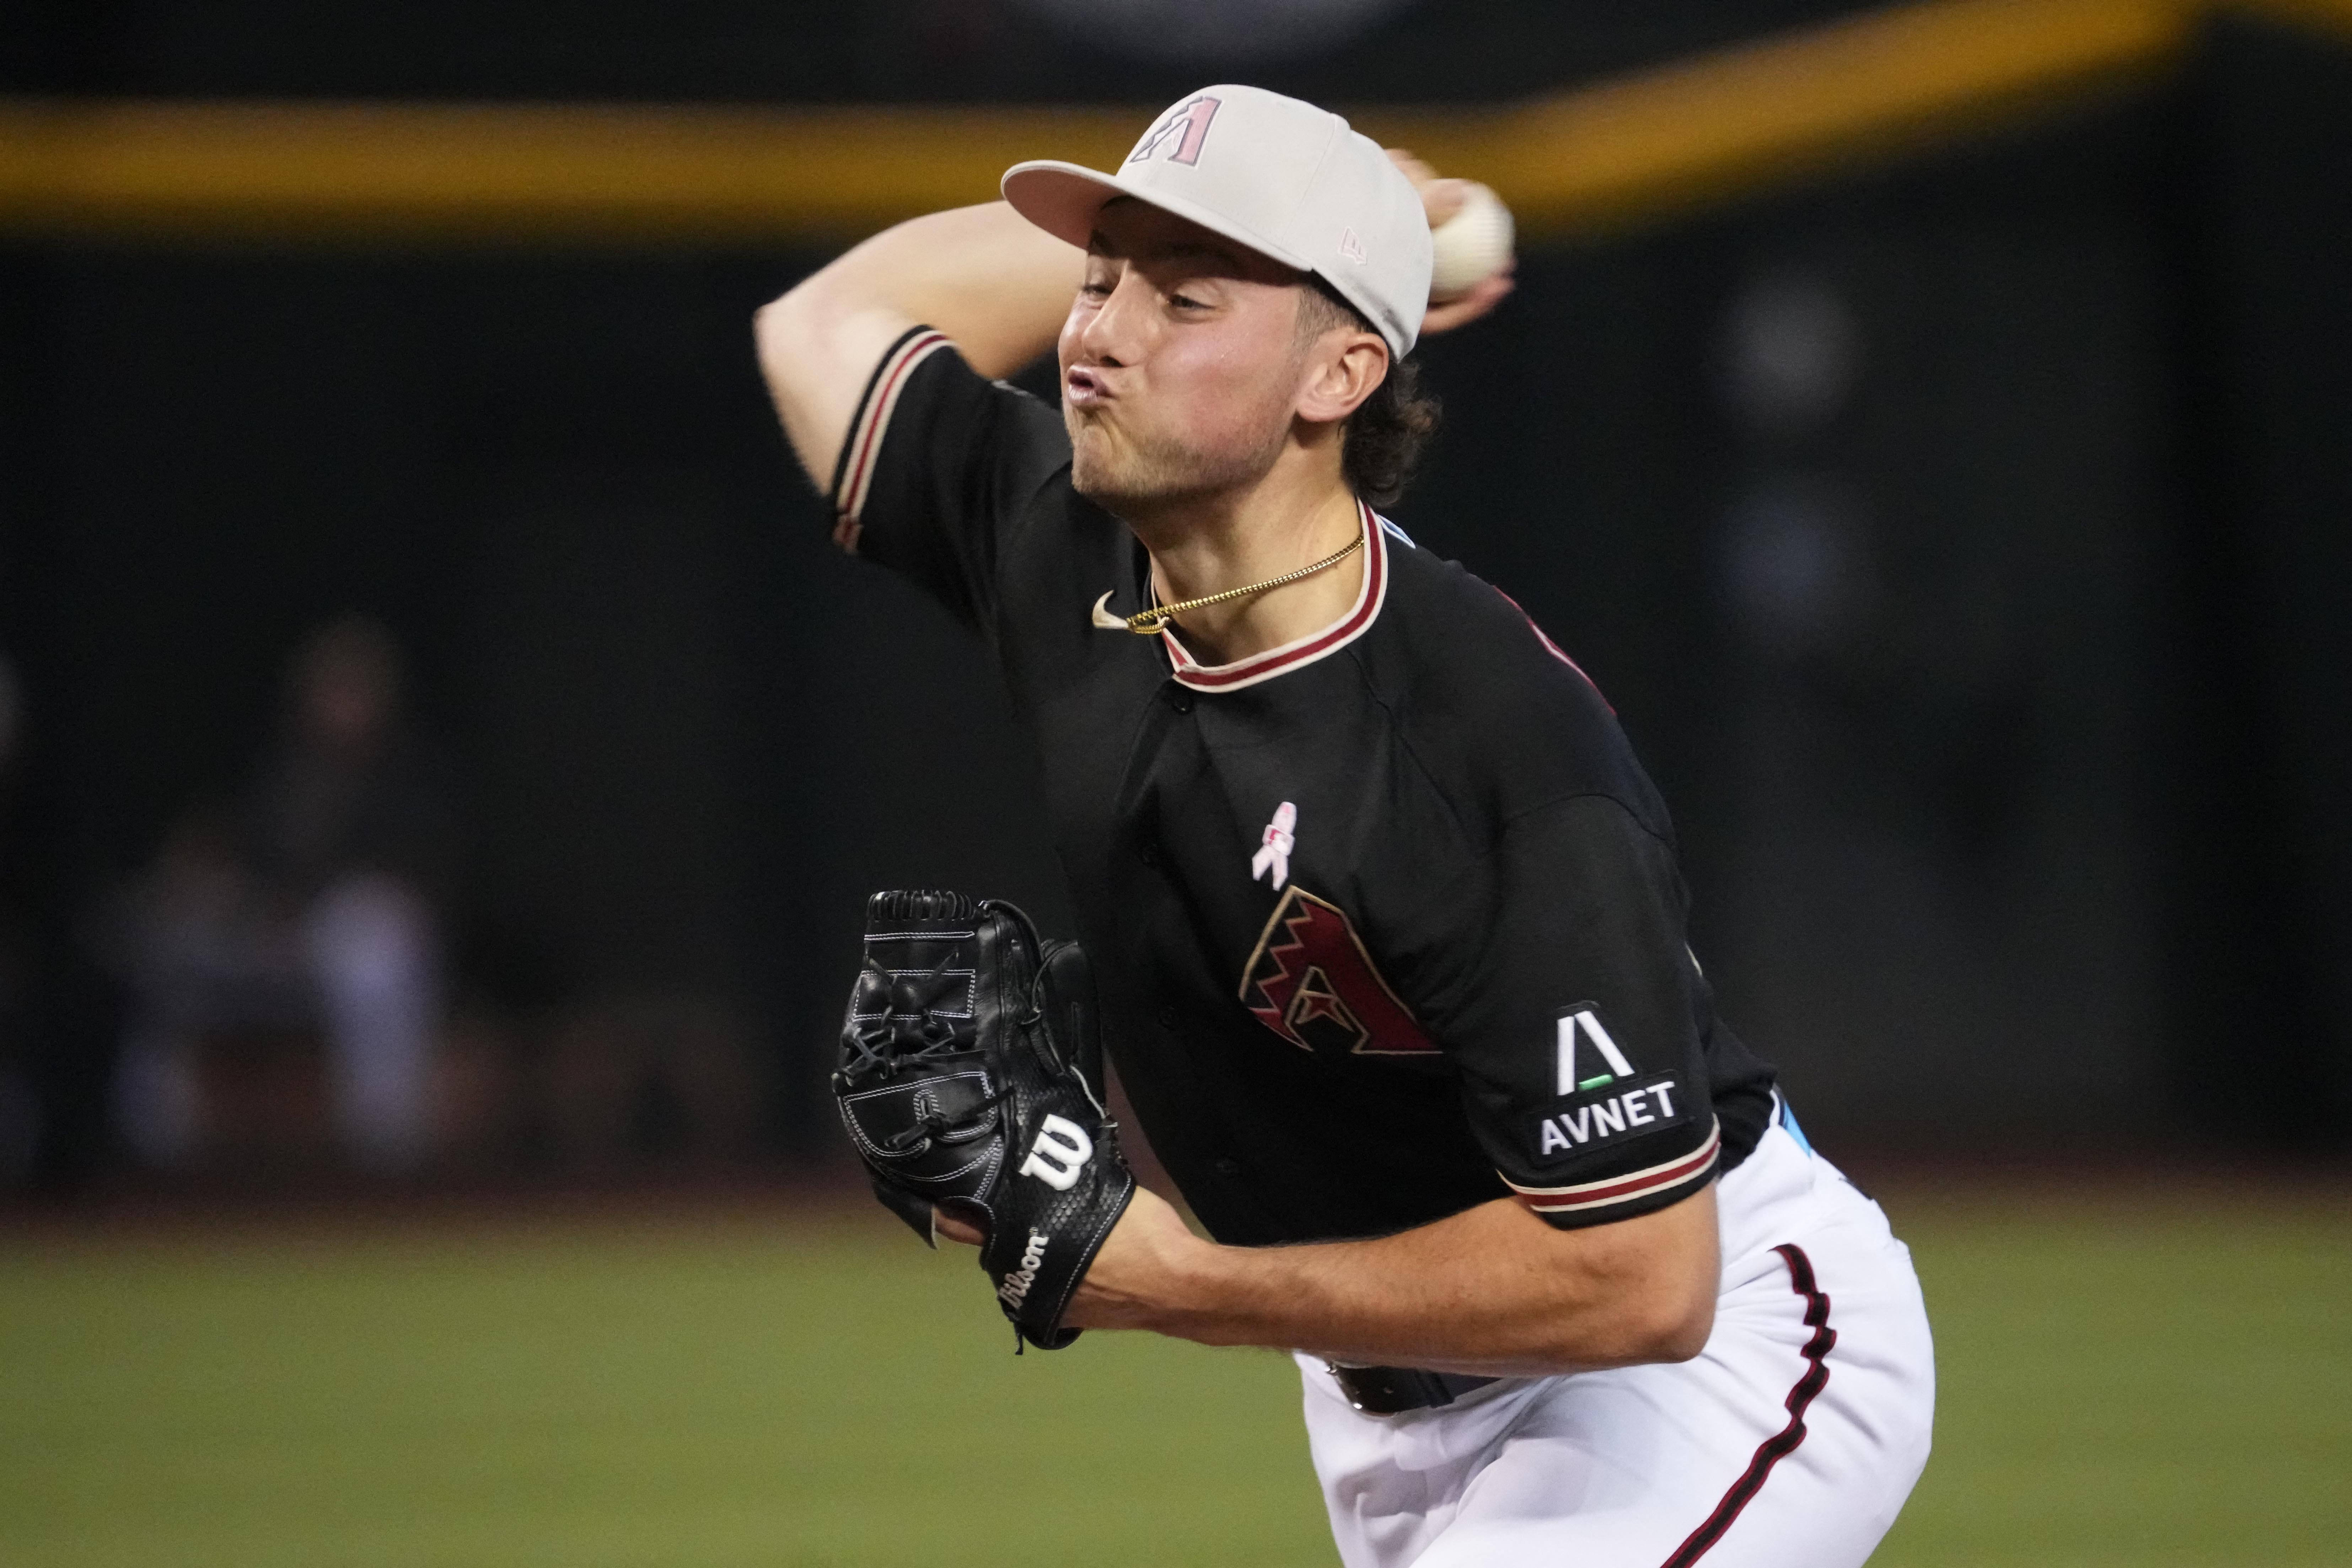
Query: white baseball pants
1298 1111 1934 1567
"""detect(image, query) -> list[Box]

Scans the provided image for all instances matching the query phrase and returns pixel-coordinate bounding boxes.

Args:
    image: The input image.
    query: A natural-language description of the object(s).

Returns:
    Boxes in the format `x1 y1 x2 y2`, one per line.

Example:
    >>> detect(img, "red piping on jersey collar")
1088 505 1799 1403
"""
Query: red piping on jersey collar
1159 500 1390 693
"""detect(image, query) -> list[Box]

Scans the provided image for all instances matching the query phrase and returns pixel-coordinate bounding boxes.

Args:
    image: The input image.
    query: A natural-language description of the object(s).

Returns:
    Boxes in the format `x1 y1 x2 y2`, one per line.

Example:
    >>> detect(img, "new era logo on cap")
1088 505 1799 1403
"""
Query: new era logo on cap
1002 84 1433 358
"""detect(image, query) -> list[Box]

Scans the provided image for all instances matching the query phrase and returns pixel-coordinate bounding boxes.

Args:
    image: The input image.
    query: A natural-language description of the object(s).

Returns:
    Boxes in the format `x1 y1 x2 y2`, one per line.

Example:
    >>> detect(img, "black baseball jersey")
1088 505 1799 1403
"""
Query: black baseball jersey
828 326 1777 1246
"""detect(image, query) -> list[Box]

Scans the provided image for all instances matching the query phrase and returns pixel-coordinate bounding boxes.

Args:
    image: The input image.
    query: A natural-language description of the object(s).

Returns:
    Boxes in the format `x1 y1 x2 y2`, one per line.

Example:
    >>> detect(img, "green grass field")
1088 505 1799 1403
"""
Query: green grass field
2 1188 2345 1567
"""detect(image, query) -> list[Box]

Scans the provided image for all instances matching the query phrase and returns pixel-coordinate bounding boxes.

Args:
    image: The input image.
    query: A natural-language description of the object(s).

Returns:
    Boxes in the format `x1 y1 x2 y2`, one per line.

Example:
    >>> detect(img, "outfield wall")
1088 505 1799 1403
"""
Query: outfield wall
1 5 2346 1184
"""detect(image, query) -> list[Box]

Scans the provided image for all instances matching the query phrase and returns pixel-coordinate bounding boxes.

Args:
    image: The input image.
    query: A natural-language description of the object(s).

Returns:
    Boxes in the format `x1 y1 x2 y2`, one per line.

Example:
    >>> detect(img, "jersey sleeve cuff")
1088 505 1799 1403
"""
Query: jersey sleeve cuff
1501 1119 1720 1229
827 325 952 553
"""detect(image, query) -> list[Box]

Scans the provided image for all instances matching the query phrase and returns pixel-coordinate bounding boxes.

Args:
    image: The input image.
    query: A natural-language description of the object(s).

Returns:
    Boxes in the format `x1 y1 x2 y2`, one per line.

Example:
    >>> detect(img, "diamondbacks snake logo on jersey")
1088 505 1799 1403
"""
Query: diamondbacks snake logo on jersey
1240 886 1436 1056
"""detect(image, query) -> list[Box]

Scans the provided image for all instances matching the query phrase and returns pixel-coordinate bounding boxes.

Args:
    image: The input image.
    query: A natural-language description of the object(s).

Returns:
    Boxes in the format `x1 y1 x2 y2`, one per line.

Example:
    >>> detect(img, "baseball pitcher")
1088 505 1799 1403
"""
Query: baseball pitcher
759 85 1934 1567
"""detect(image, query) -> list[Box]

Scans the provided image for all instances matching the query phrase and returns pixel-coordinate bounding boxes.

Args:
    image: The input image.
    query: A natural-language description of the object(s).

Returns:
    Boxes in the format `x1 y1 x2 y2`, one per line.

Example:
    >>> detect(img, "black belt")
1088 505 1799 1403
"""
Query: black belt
1328 1362 1498 1415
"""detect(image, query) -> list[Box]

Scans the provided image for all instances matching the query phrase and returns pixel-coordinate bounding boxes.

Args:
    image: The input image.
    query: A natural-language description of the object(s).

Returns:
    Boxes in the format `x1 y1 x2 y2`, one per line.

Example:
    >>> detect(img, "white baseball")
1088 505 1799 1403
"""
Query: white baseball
1427 181 1514 302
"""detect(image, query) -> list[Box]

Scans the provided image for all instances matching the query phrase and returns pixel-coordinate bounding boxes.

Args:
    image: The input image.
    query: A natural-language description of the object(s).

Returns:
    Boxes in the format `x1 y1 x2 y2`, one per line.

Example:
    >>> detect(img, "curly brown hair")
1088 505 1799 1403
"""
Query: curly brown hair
1297 277 1441 510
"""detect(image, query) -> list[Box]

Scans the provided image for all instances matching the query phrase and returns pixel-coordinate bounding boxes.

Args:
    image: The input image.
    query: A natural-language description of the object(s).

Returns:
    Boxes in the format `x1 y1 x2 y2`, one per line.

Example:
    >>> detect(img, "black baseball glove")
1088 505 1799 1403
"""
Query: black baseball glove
834 890 1137 1350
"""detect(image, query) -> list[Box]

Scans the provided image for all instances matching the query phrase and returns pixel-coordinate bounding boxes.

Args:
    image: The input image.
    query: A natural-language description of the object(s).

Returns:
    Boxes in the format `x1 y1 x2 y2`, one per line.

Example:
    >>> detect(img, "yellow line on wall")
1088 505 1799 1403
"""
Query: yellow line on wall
0 100 1148 242
0 0 2333 246
1374 0 2197 230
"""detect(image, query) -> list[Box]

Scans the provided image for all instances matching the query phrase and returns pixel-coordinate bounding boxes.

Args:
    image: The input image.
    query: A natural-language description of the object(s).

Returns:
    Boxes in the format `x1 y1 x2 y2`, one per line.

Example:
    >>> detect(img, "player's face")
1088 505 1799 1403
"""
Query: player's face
1060 201 1320 514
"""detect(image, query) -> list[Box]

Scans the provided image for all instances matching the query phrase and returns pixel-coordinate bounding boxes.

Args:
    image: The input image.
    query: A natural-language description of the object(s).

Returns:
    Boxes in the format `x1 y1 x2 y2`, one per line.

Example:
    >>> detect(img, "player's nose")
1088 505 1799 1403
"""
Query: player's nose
1074 269 1153 367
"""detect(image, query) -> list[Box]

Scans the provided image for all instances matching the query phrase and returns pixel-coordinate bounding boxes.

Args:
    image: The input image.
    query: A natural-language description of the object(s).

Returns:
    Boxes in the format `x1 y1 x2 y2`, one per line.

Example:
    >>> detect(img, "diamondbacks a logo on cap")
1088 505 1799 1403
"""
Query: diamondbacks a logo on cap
1129 95 1221 167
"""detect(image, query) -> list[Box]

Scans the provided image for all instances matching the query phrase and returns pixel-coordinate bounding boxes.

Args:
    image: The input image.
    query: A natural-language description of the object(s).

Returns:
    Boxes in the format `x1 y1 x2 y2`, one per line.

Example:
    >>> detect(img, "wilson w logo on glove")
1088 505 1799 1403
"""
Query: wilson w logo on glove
1020 1115 1095 1190
834 890 1137 1350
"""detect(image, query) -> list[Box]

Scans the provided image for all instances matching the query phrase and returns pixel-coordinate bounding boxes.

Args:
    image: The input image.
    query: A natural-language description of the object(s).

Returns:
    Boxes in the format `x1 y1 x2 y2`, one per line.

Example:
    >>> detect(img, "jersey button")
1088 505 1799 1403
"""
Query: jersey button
1166 688 1195 715
1156 1004 1178 1029
1138 841 1161 868
1213 1157 1244 1178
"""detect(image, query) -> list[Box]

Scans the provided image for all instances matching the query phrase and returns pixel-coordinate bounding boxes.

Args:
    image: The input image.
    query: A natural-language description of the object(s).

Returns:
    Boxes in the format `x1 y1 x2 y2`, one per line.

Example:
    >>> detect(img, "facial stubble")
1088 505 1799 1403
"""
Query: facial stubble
1065 393 1294 516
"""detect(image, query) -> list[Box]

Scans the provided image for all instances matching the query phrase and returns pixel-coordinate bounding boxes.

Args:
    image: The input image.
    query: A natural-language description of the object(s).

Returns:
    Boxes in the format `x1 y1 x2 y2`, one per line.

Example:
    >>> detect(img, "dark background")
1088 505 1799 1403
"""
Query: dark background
1 0 1875 103
2 1 2347 1192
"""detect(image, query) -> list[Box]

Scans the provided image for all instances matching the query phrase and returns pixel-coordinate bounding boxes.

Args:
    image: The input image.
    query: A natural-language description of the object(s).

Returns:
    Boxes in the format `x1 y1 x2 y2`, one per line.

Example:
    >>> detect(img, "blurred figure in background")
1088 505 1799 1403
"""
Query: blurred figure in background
114 616 460 1172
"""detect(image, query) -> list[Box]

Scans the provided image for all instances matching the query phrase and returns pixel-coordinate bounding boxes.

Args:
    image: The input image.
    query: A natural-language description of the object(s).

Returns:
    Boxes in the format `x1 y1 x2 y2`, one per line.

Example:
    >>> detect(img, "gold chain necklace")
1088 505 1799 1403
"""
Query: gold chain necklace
1089 533 1364 637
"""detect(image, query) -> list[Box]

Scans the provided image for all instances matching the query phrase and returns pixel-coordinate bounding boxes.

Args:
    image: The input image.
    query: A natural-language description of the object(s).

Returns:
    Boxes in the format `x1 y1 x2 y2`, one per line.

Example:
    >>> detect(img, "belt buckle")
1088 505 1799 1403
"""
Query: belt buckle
1328 1361 1490 1415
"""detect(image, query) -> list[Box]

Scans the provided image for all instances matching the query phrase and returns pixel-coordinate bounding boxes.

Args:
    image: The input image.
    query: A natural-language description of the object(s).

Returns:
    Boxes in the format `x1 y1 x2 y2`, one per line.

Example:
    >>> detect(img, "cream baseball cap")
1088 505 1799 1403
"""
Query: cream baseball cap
1002 85 1433 359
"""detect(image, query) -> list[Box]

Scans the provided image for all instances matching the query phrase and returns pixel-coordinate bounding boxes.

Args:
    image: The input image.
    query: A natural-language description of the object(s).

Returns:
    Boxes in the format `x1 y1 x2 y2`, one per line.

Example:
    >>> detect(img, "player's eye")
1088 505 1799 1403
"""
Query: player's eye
1169 291 1206 311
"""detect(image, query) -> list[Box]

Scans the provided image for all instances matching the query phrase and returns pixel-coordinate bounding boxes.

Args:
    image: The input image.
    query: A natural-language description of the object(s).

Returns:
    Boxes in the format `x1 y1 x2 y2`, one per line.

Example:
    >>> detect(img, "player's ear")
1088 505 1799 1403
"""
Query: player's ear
1296 332 1389 428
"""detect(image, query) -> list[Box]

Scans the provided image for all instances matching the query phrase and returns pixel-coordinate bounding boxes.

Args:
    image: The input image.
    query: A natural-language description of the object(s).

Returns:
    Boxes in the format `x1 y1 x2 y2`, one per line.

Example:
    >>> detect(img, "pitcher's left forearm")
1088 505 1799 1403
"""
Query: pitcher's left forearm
1065 1184 1720 1378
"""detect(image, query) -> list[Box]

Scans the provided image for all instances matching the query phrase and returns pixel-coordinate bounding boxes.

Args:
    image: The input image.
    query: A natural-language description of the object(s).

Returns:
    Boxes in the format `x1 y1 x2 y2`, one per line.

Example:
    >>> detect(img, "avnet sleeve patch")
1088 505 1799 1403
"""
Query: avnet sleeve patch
1412 794 1723 1230
1529 1069 1692 1162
